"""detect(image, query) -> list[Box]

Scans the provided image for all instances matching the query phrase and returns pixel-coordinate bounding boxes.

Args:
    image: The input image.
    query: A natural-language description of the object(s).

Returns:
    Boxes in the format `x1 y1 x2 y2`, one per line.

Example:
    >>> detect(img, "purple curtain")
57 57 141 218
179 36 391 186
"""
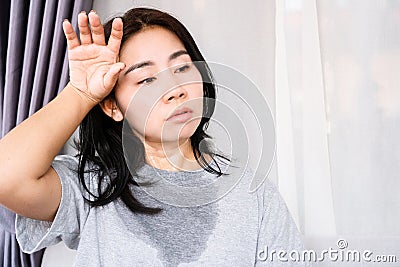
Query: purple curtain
0 0 93 266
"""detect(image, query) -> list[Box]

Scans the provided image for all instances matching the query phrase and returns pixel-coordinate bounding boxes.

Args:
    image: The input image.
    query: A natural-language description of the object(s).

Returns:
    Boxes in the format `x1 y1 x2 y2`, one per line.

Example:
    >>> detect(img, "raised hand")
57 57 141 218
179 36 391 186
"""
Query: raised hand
62 11 125 104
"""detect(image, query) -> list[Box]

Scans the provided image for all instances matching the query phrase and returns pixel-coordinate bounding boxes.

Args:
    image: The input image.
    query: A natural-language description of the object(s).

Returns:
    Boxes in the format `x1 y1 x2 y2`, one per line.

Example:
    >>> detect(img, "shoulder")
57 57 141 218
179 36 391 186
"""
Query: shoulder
50 154 80 186
52 154 99 173
51 154 103 177
52 154 79 171
238 164 291 219
234 162 280 203
51 154 101 200
258 177 281 205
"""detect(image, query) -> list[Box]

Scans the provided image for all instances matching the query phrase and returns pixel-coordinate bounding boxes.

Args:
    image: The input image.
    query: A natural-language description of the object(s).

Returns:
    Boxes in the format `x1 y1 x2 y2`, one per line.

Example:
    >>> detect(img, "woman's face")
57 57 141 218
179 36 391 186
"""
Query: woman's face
114 26 204 143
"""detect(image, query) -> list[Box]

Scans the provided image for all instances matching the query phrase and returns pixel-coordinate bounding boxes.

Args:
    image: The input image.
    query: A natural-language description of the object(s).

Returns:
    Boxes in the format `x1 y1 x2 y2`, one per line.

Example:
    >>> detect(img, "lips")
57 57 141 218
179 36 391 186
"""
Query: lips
166 107 193 122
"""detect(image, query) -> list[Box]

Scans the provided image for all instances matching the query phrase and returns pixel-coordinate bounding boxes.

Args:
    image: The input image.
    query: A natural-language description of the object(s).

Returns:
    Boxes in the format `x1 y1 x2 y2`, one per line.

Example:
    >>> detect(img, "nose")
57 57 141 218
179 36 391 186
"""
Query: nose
162 85 187 103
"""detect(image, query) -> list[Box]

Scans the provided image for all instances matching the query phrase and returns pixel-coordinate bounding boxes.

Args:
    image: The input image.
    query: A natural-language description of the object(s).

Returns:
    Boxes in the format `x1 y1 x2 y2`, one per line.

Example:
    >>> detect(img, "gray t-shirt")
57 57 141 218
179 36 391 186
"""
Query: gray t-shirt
15 155 309 266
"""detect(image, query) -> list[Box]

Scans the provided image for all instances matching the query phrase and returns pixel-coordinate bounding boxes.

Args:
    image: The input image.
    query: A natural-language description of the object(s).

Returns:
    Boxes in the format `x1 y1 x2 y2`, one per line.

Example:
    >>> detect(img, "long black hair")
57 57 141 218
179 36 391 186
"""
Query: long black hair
76 7 229 214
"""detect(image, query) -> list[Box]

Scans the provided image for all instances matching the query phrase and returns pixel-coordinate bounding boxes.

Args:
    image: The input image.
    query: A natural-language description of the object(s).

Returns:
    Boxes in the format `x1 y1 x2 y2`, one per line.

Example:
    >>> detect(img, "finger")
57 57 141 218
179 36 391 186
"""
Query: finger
88 10 106 46
78 11 92 45
104 62 126 90
62 20 80 50
107 18 123 53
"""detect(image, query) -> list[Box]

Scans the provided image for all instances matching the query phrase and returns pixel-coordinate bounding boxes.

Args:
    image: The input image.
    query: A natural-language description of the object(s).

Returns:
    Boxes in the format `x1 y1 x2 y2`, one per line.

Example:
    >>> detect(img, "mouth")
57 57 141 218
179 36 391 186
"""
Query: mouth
166 107 193 123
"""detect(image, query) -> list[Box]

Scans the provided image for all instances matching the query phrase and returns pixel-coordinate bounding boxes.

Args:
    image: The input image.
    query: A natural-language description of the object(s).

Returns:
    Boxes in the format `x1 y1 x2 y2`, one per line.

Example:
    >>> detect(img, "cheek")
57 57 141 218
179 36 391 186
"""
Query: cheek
114 85 137 115
192 86 204 98
125 103 154 137
115 86 151 136
187 84 204 117
123 94 168 141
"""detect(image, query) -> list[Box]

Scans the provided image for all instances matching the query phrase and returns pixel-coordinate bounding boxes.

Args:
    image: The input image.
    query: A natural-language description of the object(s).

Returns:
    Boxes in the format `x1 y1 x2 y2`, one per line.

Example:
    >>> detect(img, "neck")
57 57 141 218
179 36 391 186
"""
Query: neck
143 138 202 171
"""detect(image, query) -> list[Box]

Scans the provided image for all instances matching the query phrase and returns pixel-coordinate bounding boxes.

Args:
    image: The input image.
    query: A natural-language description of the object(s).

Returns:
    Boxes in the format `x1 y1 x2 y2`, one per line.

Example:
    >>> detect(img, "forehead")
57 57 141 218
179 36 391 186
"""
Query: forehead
119 26 186 63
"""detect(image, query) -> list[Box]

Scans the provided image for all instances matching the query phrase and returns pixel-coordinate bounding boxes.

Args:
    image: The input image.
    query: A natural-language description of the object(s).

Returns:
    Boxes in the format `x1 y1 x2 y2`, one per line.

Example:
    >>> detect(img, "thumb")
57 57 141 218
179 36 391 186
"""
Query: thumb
104 62 126 90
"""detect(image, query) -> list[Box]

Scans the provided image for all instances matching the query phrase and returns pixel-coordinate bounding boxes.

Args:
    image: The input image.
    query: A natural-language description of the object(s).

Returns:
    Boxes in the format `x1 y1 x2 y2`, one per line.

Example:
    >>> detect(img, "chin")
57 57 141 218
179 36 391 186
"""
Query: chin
156 122 199 143
179 120 201 138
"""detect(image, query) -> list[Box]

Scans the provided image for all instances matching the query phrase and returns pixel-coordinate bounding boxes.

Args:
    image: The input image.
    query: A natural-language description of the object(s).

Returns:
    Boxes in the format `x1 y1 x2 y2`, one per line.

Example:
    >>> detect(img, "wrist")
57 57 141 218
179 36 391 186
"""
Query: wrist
66 82 100 106
63 83 99 115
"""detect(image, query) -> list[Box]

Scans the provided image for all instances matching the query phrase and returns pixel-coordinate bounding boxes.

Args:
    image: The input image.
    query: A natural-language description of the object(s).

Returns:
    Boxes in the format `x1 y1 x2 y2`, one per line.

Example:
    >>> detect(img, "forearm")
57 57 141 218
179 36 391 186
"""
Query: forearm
0 83 96 187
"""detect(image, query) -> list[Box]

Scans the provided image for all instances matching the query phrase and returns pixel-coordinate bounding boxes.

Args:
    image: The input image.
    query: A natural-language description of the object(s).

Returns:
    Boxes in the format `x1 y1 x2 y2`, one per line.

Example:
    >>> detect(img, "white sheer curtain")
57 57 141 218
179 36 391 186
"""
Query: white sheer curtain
278 0 400 260
317 0 400 237
276 0 336 238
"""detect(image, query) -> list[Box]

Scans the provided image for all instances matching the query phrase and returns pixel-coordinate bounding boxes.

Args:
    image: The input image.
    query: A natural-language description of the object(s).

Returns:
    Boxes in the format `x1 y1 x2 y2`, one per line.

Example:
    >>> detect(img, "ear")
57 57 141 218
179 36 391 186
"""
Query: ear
99 97 124 122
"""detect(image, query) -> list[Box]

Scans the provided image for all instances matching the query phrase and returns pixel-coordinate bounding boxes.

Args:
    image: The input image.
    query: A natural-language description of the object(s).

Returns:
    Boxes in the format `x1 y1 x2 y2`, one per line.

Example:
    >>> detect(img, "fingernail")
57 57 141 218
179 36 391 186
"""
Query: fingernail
63 19 68 22
90 10 96 14
80 10 86 14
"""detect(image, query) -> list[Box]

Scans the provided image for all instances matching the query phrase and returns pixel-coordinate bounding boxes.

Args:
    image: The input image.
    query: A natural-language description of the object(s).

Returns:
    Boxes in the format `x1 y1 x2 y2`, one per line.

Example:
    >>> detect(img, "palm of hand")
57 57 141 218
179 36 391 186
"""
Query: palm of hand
68 44 118 100
62 11 124 103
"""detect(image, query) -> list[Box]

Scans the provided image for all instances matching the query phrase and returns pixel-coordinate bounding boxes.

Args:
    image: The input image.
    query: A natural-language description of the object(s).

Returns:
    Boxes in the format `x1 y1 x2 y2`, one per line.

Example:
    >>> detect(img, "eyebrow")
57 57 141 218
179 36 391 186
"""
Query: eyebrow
123 50 189 76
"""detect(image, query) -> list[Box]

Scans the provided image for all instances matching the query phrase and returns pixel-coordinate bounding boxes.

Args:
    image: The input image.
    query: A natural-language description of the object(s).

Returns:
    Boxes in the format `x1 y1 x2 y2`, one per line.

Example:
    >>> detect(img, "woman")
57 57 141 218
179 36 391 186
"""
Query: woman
0 7 308 266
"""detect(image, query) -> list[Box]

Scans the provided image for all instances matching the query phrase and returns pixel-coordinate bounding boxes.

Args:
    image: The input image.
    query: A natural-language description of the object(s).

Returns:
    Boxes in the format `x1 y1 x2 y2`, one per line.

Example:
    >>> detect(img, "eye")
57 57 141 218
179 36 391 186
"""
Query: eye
138 77 156 85
174 64 191 73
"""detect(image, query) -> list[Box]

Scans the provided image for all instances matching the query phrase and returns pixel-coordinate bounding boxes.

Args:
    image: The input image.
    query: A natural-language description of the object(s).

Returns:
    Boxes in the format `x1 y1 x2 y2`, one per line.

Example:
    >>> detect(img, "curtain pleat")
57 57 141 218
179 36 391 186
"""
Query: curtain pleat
0 0 11 135
16 0 46 125
58 48 70 95
1 0 93 266
0 231 44 267
1 0 29 137
28 0 58 116
42 0 74 106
